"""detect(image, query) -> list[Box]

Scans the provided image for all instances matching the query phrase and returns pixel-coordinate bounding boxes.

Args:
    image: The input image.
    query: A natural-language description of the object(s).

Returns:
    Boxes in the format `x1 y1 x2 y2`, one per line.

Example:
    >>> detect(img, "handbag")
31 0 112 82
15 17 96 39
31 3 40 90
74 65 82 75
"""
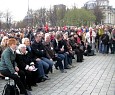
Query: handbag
2 78 19 95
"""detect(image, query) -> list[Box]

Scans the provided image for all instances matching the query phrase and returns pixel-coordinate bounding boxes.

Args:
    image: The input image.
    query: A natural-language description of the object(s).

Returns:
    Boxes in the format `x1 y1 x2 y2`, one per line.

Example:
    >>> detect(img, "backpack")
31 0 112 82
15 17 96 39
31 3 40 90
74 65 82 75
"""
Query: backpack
2 79 19 95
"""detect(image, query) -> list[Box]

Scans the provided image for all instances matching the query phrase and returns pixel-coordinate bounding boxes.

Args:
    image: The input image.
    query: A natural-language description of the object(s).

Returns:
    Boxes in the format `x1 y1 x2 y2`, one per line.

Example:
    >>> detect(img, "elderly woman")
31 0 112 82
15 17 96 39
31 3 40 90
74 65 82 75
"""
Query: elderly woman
0 38 28 95
16 44 38 91
22 37 50 81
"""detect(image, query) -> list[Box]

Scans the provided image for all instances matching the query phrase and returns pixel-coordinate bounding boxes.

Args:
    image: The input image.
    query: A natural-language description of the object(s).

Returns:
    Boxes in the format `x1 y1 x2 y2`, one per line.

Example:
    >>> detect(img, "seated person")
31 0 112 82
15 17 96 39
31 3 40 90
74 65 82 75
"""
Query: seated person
52 31 71 69
0 38 28 95
22 37 50 81
16 44 38 91
43 33 67 73
31 33 53 74
0 36 9 59
69 34 84 62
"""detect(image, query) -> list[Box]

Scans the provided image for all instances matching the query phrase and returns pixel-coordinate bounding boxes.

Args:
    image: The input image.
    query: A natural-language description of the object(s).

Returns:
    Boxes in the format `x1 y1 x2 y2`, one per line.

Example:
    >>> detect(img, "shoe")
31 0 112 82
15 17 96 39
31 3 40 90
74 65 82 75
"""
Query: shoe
20 90 32 95
70 64 76 68
68 64 73 68
54 64 59 70
32 83 38 87
45 74 48 77
77 60 83 62
64 66 71 69
40 78 46 82
26 86 32 91
60 70 67 73
42 76 50 80
50 67 53 73
26 90 32 95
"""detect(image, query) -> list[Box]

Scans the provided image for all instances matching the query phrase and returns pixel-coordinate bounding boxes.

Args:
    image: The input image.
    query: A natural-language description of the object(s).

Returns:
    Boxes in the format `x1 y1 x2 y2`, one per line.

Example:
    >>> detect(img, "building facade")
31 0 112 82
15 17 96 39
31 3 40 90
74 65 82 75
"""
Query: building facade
84 0 115 25
101 5 115 25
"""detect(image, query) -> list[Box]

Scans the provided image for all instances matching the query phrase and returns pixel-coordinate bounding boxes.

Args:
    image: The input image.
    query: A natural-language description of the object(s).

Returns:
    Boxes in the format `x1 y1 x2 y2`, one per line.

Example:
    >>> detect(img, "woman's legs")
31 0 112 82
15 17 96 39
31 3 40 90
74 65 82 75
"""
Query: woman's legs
0 69 27 94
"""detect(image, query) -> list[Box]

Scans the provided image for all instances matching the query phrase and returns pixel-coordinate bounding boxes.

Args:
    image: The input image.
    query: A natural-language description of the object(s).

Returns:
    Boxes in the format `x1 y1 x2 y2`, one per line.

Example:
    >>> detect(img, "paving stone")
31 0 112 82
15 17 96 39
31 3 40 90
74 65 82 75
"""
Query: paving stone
0 53 115 95
107 91 115 95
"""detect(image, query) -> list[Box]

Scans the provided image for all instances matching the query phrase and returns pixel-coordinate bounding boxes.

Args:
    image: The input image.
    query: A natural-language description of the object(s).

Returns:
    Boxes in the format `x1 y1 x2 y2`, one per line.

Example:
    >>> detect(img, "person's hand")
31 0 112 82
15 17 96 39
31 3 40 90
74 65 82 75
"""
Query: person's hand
28 66 33 71
50 59 53 61
55 54 57 57
15 66 19 72
36 58 41 61
60 48 64 51
14 72 18 75
66 52 69 54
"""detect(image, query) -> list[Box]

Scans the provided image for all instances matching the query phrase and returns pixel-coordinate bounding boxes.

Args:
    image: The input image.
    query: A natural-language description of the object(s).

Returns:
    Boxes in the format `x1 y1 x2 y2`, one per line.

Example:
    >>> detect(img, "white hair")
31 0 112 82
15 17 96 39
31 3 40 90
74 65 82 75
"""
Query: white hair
22 38 29 44
18 44 26 50
89 27 93 30
44 33 50 41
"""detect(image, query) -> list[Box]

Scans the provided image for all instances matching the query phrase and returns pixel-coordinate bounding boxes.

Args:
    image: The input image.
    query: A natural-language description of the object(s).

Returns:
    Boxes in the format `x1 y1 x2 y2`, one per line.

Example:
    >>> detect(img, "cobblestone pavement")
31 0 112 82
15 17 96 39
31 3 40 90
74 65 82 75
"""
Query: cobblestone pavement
0 53 115 95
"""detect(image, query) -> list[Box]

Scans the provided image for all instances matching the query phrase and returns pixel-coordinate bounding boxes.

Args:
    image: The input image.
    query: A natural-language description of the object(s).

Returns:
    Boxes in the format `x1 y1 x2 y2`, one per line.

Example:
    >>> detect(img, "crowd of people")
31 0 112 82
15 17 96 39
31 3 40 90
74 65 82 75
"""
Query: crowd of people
0 25 115 95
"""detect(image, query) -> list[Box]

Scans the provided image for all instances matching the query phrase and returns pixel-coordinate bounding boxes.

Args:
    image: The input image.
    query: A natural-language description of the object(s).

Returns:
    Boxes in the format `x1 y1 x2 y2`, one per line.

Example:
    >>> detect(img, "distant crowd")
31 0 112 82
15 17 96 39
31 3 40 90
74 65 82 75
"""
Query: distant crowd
0 25 115 95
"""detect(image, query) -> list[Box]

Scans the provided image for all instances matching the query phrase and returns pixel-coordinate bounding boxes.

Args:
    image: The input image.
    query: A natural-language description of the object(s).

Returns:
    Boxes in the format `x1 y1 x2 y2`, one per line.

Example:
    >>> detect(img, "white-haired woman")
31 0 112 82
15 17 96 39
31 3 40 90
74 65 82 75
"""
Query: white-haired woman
22 37 50 81
16 44 38 91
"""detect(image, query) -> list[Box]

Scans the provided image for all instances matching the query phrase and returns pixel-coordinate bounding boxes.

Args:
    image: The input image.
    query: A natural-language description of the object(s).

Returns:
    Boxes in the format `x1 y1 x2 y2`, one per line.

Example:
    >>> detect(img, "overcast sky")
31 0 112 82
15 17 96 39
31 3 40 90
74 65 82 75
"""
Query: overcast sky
0 0 115 21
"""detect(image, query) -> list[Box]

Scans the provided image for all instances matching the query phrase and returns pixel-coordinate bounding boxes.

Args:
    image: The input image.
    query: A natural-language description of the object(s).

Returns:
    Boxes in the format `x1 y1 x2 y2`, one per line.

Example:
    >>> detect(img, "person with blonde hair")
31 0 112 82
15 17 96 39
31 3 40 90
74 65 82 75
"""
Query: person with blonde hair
0 36 9 58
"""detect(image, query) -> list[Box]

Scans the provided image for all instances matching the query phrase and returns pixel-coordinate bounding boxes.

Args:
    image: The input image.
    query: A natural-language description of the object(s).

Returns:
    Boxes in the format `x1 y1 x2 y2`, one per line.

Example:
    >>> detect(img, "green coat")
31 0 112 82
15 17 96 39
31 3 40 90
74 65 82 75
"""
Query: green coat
0 47 17 74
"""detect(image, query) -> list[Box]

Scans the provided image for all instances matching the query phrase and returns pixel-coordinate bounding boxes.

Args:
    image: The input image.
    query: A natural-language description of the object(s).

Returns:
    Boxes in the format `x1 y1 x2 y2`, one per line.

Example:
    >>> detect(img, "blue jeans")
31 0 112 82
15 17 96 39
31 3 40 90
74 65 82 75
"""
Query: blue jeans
42 57 53 73
42 57 53 67
56 54 65 70
112 41 115 54
68 53 72 65
99 41 102 53
35 60 48 78
102 44 107 54
63 53 70 68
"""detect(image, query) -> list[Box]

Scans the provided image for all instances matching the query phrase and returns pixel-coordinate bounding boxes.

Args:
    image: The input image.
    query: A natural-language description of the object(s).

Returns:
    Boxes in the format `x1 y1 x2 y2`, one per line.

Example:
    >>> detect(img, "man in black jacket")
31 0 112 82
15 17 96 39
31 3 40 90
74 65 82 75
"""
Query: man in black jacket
31 33 53 75
101 31 109 54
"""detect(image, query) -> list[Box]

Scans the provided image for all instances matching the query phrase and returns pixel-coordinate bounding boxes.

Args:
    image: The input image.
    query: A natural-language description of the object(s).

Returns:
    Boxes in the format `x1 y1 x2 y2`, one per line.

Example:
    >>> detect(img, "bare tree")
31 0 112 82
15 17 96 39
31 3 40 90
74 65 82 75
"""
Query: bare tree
4 10 12 29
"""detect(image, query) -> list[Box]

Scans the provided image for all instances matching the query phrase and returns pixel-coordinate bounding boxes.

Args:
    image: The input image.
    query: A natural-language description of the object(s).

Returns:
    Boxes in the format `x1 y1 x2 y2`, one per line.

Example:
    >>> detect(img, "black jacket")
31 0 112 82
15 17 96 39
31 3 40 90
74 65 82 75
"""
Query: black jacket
31 41 47 58
52 39 66 54
16 50 35 71
101 34 109 45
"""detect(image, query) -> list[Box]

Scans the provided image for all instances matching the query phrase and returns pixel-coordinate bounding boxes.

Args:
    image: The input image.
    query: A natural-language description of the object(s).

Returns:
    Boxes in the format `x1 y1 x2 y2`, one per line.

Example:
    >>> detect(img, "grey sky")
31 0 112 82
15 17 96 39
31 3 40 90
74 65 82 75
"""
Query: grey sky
0 0 115 21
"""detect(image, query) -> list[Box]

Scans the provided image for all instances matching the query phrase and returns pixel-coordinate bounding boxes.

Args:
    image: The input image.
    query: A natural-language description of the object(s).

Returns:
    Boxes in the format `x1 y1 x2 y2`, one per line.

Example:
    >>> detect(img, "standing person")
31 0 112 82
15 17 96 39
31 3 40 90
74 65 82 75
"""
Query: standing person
0 38 28 95
101 31 109 55
85 27 96 52
111 28 115 54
